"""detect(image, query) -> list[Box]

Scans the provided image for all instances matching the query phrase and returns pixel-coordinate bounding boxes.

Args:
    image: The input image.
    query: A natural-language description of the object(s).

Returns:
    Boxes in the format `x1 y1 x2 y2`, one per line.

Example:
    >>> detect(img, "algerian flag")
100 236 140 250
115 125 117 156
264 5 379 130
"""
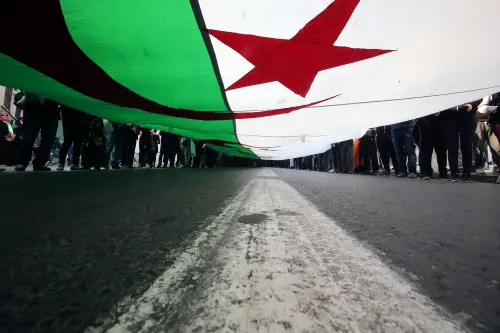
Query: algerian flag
0 0 499 159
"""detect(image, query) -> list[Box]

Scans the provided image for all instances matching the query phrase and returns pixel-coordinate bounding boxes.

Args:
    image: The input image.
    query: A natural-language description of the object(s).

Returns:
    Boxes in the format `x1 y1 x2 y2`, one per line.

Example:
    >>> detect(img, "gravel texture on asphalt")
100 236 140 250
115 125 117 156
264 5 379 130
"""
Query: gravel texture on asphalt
0 168 258 333
275 169 500 333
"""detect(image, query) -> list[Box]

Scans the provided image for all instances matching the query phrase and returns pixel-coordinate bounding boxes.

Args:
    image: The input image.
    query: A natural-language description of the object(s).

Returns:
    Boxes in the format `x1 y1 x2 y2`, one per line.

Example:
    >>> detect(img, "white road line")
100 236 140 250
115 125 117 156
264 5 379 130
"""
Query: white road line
87 169 469 333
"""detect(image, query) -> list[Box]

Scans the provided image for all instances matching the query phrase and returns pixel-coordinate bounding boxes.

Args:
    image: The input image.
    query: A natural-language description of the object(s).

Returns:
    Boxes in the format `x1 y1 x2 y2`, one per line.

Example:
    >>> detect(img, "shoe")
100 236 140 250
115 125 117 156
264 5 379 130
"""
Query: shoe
396 172 406 178
56 164 65 171
439 174 449 181
407 172 417 179
33 165 51 172
461 174 474 183
475 168 485 175
449 173 460 182
70 165 83 171
380 170 391 176
422 175 432 180
496 176 500 184
157 165 162 168
111 165 122 170
15 165 26 172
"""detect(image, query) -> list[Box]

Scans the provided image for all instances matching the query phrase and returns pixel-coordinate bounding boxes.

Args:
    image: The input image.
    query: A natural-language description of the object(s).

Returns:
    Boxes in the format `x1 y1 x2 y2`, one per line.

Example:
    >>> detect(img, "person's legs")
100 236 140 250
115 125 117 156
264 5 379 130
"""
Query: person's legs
145 141 153 167
388 138 399 174
376 134 390 172
111 130 124 168
125 138 136 167
417 119 433 177
138 141 146 167
33 101 59 169
458 113 475 176
346 140 354 172
180 145 190 166
332 145 340 171
443 114 459 176
404 128 417 174
59 112 75 166
96 144 106 169
72 125 87 168
359 137 369 172
368 137 379 171
392 131 407 175
485 122 500 168
158 145 166 167
472 121 485 169
16 104 43 168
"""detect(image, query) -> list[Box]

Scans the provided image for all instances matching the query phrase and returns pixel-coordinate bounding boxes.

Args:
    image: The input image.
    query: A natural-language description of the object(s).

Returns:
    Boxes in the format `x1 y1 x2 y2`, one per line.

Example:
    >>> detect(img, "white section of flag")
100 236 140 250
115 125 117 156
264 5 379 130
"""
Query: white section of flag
199 0 500 158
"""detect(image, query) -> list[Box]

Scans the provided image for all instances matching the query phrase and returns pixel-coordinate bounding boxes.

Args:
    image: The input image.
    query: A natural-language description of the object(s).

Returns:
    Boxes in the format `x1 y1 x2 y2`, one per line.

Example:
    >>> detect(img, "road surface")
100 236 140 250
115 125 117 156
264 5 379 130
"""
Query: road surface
0 168 499 333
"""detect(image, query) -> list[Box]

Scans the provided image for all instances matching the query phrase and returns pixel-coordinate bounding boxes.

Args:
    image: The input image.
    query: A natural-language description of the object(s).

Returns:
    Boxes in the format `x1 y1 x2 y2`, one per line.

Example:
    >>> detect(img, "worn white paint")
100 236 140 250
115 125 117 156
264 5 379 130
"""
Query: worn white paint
88 169 469 333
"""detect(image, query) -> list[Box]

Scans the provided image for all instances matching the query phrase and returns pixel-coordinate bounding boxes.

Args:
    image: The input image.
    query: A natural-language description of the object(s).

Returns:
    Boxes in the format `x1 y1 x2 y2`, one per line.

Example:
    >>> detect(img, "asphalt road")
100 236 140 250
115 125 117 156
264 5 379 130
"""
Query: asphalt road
0 168 499 333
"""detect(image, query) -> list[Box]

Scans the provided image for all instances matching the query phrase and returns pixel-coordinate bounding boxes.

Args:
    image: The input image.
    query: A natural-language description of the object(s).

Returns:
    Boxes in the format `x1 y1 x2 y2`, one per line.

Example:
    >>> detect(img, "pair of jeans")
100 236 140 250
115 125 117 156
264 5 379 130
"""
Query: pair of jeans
376 133 399 173
17 99 59 167
108 129 126 167
392 127 416 174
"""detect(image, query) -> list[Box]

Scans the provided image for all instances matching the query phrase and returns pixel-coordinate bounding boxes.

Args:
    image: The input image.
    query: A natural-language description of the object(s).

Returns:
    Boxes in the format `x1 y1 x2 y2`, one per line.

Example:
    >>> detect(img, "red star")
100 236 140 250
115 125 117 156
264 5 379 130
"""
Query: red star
208 0 394 98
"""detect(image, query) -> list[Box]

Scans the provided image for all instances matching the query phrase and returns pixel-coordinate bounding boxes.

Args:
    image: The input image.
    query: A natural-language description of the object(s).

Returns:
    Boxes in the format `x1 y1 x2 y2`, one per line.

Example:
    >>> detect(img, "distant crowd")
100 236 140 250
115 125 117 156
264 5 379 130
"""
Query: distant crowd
272 93 500 184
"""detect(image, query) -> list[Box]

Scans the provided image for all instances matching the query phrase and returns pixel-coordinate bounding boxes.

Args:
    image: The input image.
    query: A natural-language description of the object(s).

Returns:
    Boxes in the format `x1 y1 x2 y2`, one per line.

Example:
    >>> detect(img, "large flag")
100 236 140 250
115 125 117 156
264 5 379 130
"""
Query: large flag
0 0 499 159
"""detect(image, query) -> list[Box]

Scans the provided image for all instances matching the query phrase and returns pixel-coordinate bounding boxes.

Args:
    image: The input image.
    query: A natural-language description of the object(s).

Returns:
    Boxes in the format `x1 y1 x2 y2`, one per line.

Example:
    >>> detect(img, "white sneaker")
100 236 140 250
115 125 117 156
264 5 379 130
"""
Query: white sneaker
496 176 500 184
475 168 485 174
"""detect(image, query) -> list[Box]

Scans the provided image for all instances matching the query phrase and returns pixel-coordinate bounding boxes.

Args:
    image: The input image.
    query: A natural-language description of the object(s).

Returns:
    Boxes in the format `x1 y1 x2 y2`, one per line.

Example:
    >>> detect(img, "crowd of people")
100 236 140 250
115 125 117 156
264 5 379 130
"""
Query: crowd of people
1 91 499 184
0 92 220 172
277 94 500 184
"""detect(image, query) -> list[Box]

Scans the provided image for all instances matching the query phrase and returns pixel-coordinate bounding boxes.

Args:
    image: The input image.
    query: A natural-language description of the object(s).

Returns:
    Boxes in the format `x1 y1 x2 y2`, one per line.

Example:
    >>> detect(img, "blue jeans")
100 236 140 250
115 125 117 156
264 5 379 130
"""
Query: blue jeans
392 129 416 174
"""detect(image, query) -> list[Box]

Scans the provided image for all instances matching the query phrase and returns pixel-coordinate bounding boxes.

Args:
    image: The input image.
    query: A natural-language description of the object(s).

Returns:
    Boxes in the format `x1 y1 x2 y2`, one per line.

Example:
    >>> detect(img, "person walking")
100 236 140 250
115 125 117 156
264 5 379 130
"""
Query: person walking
375 125 399 176
180 137 192 167
338 139 354 173
14 95 59 171
359 128 379 174
391 120 417 178
441 103 477 182
477 92 500 183
57 105 88 171
82 116 106 170
138 127 153 168
415 114 447 180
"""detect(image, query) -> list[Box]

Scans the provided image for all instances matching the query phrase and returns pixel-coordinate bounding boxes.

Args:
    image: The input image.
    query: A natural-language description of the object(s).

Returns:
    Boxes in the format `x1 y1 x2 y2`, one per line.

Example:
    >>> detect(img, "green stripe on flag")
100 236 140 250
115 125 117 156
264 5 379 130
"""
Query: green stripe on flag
0 53 257 158
60 0 228 112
